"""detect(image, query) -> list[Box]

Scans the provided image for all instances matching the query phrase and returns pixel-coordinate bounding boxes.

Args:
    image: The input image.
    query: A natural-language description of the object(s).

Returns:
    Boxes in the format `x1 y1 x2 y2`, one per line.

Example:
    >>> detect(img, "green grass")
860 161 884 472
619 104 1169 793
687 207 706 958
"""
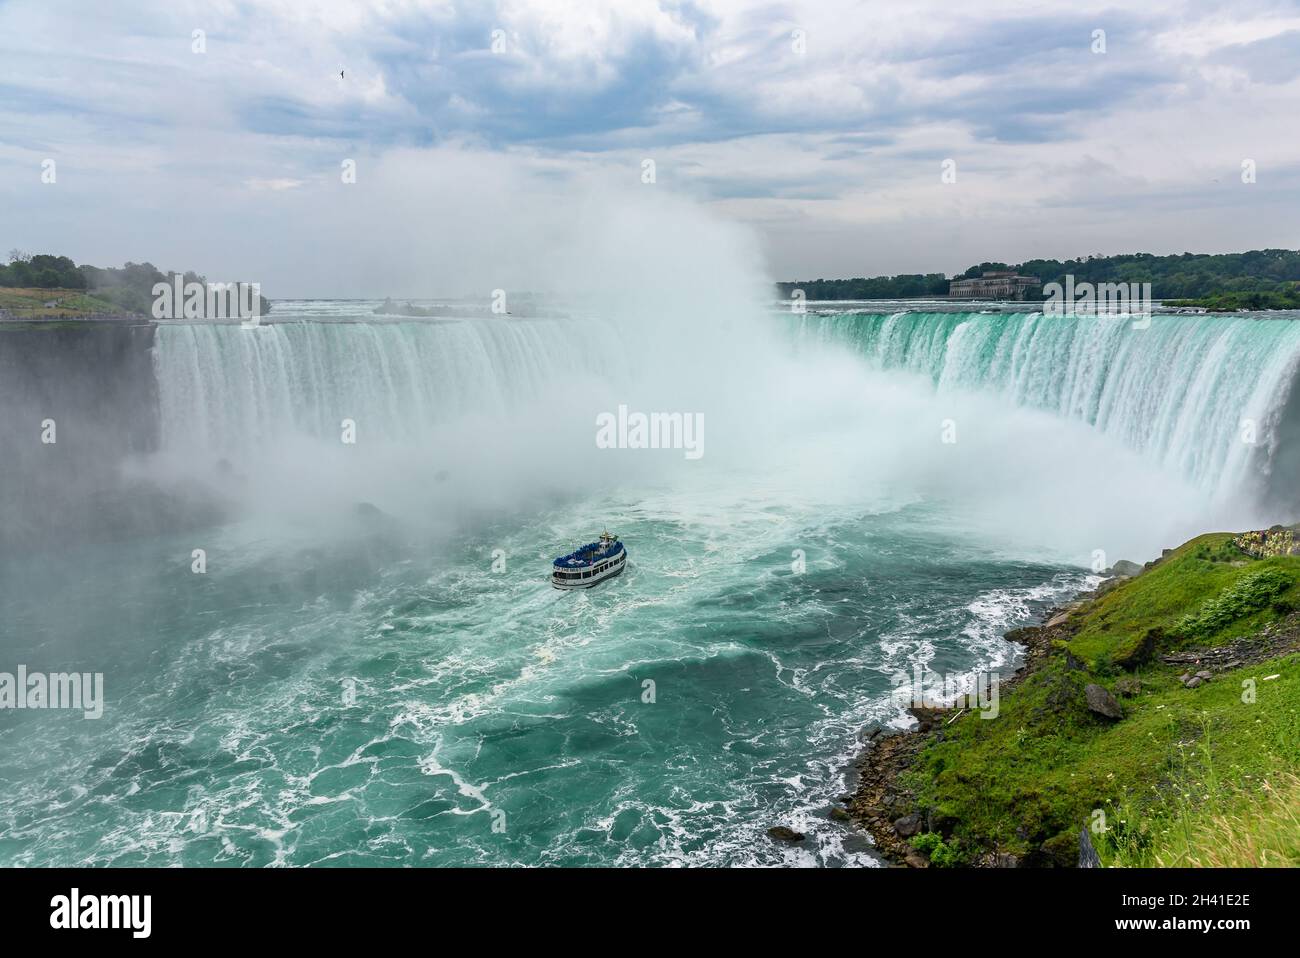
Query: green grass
1067 534 1300 668
1094 658 1300 866
0 287 124 318
1109 772 1300 867
899 531 1300 867
1171 565 1294 642
906 651 1300 865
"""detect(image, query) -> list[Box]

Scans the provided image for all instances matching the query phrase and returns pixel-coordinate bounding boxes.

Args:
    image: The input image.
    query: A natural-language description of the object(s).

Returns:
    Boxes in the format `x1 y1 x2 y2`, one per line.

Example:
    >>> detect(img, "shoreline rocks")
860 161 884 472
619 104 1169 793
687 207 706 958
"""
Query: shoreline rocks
846 604 1078 867
767 826 805 843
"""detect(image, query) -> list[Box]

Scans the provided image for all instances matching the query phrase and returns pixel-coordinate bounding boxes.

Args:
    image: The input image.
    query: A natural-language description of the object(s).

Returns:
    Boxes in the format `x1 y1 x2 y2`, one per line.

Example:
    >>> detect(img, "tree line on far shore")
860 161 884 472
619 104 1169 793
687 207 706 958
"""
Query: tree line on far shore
0 252 87 290
0 250 268 316
776 248 1300 301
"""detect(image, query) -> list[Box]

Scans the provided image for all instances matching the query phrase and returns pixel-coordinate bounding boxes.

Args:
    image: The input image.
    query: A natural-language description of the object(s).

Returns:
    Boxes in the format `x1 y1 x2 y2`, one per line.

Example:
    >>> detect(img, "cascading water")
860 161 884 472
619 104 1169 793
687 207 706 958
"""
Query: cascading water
794 309 1300 510
154 314 629 451
154 307 1300 514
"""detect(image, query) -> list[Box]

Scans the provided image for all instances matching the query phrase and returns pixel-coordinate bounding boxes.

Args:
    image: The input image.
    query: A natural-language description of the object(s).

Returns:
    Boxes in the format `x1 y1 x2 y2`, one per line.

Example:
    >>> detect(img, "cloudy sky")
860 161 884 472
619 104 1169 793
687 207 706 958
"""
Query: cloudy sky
2 0 1298 297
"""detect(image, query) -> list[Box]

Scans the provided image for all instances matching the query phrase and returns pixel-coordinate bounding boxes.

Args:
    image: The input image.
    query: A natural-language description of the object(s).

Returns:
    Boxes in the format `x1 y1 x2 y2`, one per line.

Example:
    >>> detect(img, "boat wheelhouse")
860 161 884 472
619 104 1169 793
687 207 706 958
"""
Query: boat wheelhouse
551 531 627 589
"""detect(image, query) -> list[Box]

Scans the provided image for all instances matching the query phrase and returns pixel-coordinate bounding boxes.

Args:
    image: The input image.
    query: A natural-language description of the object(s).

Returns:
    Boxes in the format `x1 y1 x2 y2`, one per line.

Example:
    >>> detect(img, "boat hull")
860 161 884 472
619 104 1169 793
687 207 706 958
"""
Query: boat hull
551 552 627 589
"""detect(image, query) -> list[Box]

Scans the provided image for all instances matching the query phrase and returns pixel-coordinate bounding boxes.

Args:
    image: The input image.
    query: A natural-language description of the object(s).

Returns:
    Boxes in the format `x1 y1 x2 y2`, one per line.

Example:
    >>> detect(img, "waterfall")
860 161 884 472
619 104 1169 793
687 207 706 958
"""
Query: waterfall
150 309 1300 518
153 318 628 452
794 310 1300 508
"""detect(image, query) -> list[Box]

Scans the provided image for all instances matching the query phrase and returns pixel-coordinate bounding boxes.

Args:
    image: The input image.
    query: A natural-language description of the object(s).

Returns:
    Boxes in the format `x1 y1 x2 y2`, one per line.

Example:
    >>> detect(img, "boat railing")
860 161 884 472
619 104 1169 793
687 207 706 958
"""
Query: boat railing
552 541 625 568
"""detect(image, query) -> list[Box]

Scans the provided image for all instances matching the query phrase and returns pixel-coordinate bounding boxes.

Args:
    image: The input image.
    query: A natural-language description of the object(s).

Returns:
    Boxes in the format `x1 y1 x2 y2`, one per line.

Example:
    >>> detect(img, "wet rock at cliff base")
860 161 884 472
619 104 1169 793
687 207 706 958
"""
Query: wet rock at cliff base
907 706 950 732
1095 576 1128 597
1084 683 1123 719
767 826 805 843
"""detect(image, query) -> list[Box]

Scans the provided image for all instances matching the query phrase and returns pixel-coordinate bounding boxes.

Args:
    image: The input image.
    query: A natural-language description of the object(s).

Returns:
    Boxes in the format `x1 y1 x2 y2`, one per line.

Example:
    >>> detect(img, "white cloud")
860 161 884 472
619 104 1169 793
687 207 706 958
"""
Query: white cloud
0 0 1297 289
245 178 305 191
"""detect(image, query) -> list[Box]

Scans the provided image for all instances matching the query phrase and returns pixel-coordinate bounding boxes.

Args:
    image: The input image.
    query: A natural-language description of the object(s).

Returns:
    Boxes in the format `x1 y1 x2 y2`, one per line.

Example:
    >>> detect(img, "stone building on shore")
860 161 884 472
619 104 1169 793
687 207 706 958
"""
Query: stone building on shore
948 270 1042 300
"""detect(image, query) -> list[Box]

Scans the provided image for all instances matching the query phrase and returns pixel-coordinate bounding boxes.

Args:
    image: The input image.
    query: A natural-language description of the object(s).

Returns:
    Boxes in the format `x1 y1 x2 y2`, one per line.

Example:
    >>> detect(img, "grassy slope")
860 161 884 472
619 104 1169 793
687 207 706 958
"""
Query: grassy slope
1122 773 1300 867
902 533 1300 866
0 287 124 318
1070 534 1300 666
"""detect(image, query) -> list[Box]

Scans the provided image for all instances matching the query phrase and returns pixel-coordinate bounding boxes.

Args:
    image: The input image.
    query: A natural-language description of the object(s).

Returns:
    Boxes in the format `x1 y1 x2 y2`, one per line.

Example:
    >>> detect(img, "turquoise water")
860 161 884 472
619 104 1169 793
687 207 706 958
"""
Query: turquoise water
0 495 1085 867
1 303 1295 866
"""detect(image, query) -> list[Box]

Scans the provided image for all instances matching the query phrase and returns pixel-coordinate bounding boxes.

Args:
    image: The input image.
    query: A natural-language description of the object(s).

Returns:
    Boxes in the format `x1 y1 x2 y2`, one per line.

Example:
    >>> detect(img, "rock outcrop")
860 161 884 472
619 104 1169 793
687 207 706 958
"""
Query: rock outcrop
1084 683 1123 720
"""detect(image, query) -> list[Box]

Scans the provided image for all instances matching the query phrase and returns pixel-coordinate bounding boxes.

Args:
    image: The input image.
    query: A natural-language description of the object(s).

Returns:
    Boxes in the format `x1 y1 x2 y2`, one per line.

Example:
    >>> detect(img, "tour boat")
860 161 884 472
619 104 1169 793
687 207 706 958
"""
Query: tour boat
551 531 627 589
